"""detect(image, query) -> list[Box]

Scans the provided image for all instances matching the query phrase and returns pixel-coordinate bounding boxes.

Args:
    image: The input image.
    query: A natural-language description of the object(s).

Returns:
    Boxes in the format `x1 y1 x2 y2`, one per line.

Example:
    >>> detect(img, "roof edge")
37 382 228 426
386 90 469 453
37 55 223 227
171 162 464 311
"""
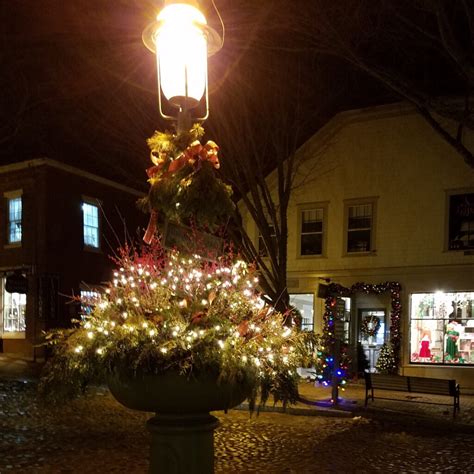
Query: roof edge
0 158 145 197
297 101 416 156
298 97 471 156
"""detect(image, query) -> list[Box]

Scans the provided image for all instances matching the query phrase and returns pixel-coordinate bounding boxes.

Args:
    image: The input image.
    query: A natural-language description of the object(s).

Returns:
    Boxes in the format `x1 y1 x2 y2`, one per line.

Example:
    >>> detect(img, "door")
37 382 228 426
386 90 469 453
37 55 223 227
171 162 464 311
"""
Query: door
358 309 386 373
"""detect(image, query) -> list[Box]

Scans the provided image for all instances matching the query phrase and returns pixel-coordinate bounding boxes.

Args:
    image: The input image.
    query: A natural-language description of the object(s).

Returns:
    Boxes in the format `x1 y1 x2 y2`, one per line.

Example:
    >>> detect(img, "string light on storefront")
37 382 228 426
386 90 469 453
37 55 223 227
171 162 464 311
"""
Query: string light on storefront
318 281 402 388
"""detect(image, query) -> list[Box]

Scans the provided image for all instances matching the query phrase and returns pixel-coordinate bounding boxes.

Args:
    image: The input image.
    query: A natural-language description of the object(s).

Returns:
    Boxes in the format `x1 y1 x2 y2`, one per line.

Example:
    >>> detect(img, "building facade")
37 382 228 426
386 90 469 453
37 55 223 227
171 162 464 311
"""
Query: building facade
0 159 146 357
245 103 474 388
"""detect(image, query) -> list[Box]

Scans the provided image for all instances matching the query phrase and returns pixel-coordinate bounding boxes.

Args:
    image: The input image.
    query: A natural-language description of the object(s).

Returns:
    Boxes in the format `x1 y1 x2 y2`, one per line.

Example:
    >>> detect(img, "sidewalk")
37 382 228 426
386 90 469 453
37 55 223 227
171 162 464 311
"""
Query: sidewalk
2 353 474 429
239 379 474 430
0 353 43 380
301 380 473 421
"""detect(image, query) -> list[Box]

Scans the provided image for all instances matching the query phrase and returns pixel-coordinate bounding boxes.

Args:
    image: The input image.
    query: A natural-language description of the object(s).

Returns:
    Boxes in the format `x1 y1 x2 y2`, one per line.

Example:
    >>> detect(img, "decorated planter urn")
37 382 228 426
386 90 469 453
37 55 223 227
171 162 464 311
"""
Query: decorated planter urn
39 127 313 474
108 370 250 473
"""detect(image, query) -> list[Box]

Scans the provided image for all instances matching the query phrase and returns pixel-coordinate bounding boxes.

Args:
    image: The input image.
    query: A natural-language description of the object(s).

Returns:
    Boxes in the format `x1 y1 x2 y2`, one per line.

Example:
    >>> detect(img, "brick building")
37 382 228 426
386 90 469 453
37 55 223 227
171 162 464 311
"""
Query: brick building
0 158 146 357
242 103 474 388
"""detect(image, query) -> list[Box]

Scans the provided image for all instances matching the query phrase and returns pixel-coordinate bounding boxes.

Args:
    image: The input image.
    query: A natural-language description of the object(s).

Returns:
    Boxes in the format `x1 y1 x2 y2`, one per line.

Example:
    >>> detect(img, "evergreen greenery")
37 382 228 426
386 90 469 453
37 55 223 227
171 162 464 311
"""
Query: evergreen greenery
39 241 318 409
139 124 234 230
40 124 320 411
375 342 397 374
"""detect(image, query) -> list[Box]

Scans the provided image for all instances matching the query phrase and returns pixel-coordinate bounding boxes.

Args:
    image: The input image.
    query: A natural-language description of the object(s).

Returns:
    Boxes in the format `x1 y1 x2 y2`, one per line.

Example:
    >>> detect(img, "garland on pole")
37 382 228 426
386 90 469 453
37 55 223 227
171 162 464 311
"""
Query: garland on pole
317 281 402 386
139 124 235 243
315 296 350 393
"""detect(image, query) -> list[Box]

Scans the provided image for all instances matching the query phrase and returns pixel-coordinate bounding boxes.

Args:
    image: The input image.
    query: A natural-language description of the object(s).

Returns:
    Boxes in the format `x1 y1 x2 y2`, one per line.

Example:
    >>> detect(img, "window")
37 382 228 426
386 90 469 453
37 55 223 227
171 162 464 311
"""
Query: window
80 289 101 317
345 201 375 254
447 191 474 251
410 291 474 365
290 293 314 331
82 200 100 249
4 190 22 245
337 297 352 344
299 207 324 256
1 277 26 334
258 223 277 257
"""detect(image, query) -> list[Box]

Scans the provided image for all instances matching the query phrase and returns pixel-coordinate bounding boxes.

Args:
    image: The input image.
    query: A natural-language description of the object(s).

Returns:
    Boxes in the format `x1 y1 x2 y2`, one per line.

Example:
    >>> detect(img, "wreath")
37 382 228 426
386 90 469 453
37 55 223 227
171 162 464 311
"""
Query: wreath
360 315 381 338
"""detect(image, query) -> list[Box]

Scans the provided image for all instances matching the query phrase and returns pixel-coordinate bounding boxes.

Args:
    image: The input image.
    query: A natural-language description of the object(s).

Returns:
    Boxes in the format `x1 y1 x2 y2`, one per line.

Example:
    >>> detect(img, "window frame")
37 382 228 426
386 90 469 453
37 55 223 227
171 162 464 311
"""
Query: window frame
257 222 277 258
82 196 102 251
0 276 26 338
289 293 315 332
445 188 474 252
4 189 23 248
409 291 474 366
343 197 378 256
297 202 328 258
80 286 102 317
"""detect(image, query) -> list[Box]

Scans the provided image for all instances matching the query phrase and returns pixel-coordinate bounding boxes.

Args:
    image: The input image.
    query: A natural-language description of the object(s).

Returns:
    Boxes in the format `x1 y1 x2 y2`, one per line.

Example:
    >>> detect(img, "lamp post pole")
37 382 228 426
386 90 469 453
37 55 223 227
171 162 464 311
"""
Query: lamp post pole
139 2 224 472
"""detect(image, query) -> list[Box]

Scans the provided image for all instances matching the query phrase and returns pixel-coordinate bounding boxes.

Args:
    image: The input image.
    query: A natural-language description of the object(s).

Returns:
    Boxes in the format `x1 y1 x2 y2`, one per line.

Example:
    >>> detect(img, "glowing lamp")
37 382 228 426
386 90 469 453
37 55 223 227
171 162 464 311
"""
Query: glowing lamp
143 0 222 125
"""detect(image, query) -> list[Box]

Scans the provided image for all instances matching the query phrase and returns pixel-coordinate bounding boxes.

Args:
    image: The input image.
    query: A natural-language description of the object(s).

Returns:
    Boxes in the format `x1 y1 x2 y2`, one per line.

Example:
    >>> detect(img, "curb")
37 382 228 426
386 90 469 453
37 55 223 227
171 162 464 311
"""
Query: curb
233 402 354 417
359 405 474 433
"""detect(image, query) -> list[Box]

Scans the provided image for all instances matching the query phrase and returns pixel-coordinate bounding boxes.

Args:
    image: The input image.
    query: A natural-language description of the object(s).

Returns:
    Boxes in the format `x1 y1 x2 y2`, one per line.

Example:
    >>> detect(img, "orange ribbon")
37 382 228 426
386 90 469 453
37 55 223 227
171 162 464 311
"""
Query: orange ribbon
144 140 221 244
143 210 158 244
148 140 220 180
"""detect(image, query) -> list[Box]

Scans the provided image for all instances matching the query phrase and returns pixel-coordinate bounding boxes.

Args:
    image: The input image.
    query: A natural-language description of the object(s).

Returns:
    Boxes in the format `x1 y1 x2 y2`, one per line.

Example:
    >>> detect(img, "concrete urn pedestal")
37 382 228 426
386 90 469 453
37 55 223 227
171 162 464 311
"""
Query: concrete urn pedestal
108 371 249 474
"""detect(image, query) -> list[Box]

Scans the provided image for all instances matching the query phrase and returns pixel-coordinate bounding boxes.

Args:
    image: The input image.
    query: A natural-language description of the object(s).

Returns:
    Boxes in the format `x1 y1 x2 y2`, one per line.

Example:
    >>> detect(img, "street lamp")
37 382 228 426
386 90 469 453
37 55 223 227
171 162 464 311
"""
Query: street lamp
143 0 222 131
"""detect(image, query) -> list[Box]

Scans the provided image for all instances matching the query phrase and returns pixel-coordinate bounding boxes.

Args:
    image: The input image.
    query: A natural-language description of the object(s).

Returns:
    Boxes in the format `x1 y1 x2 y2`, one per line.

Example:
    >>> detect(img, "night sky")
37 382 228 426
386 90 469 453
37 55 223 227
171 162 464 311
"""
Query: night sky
0 1 464 189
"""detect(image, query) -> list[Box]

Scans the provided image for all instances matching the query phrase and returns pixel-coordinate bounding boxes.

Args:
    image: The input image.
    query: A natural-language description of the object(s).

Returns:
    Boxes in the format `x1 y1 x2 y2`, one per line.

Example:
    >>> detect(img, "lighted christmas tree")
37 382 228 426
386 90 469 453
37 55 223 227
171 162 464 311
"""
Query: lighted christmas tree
313 296 350 394
375 342 397 374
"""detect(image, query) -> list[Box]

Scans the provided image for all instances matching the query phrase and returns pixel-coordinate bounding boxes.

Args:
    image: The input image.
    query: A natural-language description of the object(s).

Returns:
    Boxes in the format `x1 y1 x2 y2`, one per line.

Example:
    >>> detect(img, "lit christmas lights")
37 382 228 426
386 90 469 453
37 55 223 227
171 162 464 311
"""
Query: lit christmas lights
317 281 402 388
40 240 317 407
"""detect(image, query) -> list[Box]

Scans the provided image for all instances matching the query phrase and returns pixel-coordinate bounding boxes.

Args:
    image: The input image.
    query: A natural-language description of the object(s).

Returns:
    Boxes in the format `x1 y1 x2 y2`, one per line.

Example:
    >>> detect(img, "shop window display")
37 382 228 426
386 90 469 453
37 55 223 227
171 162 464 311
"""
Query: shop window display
1 279 26 333
289 293 314 331
80 289 101 317
410 291 474 365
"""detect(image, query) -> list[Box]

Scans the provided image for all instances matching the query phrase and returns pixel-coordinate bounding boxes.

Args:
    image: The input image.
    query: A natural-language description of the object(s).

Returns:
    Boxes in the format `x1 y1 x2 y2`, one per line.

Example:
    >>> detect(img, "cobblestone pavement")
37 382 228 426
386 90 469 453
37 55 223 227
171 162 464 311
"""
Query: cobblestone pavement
1 378 474 473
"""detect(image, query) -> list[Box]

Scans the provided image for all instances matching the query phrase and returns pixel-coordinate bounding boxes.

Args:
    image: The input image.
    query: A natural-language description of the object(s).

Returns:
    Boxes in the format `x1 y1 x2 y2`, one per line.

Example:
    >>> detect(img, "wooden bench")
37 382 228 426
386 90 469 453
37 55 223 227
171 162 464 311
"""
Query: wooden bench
364 372 460 417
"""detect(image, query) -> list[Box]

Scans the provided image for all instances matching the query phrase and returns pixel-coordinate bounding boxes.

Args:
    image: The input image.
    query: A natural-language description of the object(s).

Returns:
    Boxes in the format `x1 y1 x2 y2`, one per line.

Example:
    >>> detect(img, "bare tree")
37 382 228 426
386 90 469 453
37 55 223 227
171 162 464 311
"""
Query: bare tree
209 48 329 315
271 0 474 168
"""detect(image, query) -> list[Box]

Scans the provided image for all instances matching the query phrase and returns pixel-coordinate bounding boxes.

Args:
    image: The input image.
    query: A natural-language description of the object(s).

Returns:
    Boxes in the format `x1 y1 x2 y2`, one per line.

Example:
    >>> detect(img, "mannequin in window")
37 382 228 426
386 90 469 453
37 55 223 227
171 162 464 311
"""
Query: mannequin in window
445 320 460 359
448 301 457 321
419 328 431 358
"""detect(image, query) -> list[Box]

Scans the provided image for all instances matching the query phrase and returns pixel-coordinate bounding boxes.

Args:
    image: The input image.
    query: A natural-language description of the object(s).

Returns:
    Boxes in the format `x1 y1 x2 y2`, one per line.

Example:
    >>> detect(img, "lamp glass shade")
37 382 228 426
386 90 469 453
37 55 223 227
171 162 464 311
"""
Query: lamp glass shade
156 3 208 109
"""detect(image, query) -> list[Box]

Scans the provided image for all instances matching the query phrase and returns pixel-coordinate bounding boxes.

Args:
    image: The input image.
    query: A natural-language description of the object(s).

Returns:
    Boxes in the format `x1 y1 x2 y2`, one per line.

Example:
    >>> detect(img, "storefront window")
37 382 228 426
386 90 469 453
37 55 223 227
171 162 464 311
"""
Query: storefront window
337 297 351 343
290 294 314 331
447 192 474 251
2 279 26 333
82 200 100 249
410 291 474 365
80 289 101 317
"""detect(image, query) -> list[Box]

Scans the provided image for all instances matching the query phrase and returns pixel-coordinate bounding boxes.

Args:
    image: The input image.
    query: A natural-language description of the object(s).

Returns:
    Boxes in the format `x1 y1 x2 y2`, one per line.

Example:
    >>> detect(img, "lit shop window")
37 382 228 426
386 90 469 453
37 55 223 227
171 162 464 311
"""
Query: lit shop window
290 293 314 331
82 201 100 249
410 291 474 365
80 289 101 317
1 278 26 333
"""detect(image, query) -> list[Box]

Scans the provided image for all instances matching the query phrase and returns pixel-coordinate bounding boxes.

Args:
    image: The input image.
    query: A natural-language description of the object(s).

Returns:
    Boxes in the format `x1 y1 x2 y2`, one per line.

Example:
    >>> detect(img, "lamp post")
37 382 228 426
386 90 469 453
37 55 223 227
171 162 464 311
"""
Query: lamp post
143 0 222 132
130 4 230 473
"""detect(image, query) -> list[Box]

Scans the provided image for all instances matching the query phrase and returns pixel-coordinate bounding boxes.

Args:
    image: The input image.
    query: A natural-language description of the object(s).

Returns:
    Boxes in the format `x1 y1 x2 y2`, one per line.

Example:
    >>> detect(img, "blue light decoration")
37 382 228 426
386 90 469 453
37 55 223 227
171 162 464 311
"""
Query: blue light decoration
316 281 402 392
